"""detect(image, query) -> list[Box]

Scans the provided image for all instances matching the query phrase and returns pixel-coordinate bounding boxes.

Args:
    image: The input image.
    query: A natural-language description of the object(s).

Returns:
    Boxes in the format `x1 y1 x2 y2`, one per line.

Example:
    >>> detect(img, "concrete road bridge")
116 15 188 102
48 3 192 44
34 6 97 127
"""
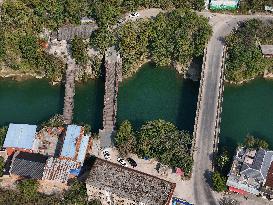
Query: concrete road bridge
192 13 273 205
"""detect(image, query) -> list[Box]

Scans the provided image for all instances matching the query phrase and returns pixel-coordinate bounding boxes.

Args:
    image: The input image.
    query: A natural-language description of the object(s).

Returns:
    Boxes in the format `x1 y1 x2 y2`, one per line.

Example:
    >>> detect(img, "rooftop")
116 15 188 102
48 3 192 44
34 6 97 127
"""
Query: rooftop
10 151 48 180
60 125 90 163
261 45 273 56
42 157 79 183
86 158 175 205
32 127 64 156
61 125 82 159
3 123 37 150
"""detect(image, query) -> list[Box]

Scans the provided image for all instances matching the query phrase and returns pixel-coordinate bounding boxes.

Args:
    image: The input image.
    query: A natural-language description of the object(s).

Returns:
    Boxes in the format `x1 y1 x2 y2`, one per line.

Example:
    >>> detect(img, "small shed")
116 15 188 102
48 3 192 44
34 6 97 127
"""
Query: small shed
3 123 37 150
260 45 273 58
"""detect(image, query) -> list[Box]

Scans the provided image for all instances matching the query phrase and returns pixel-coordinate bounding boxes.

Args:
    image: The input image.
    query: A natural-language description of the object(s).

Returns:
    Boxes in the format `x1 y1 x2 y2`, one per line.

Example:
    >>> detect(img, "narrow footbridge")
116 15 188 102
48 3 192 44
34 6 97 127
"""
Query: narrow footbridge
99 47 122 147
63 57 78 125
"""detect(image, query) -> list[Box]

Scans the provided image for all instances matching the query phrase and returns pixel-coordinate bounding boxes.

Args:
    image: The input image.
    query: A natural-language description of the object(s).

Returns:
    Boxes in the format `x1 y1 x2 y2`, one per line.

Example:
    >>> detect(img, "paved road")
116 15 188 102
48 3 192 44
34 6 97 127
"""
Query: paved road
192 13 273 205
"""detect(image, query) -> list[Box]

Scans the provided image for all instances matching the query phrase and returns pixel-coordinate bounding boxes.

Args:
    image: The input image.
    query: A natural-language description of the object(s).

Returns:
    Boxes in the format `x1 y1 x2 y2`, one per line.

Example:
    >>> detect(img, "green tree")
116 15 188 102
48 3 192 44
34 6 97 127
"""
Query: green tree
137 119 193 176
19 35 39 63
0 127 7 148
63 181 88 205
90 27 116 53
17 179 39 200
216 150 230 170
71 37 88 65
243 135 269 149
115 120 136 157
212 171 227 192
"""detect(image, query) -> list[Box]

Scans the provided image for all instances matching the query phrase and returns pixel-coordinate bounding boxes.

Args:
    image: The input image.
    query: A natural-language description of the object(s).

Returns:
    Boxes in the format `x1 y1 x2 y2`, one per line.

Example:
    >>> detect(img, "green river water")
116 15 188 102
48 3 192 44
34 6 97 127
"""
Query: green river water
0 63 272 151
0 63 199 133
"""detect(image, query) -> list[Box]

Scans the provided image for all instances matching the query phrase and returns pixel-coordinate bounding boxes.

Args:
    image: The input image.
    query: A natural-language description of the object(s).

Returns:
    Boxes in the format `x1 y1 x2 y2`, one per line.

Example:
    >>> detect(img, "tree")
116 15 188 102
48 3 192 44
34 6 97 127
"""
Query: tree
216 150 230 171
71 37 88 65
0 126 7 148
115 120 136 157
243 135 269 150
19 35 39 63
212 171 227 192
63 181 88 204
137 119 193 176
90 27 116 53
17 179 39 200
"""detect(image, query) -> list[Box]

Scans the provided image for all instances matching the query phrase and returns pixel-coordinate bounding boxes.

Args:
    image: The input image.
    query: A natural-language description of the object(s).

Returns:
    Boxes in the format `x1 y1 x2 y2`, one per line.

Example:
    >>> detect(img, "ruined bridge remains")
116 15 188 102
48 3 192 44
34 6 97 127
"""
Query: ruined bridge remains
63 57 78 125
99 47 122 148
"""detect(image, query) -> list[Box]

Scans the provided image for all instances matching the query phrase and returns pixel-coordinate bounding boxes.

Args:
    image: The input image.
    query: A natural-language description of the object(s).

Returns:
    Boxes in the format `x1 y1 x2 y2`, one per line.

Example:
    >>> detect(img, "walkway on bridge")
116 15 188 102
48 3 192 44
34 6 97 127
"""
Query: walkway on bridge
63 57 78 125
100 47 122 148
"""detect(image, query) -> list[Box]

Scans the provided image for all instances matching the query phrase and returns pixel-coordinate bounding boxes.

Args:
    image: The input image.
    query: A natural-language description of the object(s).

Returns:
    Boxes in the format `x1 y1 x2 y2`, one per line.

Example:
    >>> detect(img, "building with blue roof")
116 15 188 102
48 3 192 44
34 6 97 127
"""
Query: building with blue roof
3 123 37 150
77 135 90 163
61 125 90 164
61 125 81 159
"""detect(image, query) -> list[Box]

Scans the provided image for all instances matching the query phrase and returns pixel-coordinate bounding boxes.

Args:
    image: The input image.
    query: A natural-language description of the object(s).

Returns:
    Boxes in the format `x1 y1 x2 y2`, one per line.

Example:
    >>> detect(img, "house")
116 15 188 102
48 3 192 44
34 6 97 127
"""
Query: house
260 45 273 58
3 123 37 153
42 157 79 183
227 147 273 195
32 127 64 156
210 0 239 10
85 158 176 205
60 125 91 164
10 151 48 180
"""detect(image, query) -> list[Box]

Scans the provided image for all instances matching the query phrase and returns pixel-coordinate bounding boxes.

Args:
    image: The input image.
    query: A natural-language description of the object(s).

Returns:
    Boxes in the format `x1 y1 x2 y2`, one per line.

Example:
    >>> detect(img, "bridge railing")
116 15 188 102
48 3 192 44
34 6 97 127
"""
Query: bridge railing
212 46 226 156
191 46 208 156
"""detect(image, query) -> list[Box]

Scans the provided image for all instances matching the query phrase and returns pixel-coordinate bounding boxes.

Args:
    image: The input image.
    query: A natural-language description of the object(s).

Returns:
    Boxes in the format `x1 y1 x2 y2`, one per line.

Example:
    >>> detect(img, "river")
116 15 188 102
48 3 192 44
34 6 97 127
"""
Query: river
220 78 273 152
0 63 199 133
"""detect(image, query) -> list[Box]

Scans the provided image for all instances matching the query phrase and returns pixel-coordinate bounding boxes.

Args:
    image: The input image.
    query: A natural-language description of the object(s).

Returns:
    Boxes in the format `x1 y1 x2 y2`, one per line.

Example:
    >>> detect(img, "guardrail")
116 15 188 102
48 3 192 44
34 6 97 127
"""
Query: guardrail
212 46 226 158
191 46 208 156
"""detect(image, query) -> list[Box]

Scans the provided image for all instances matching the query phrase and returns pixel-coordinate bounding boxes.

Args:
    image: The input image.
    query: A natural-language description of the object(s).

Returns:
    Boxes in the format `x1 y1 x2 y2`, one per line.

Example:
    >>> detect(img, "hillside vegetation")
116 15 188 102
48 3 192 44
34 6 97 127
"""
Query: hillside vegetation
225 19 273 83
92 9 212 76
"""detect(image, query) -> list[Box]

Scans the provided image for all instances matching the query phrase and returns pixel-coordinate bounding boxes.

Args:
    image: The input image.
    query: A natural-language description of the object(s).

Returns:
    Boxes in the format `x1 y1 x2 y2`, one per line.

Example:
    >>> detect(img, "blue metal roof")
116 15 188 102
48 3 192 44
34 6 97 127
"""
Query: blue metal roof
61 125 81 158
77 135 90 163
70 168 81 176
3 123 37 149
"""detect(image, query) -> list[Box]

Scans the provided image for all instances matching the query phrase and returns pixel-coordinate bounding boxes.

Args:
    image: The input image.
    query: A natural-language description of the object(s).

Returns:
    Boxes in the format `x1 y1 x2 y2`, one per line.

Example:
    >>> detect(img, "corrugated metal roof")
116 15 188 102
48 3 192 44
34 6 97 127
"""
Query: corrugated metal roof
61 125 81 158
77 135 90 163
3 123 37 149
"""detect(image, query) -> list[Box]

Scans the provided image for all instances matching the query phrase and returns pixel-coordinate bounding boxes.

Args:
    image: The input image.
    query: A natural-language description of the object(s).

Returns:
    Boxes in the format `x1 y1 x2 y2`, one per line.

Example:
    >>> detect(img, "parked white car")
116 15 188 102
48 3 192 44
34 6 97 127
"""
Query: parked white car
117 157 128 167
102 149 111 160
129 12 140 18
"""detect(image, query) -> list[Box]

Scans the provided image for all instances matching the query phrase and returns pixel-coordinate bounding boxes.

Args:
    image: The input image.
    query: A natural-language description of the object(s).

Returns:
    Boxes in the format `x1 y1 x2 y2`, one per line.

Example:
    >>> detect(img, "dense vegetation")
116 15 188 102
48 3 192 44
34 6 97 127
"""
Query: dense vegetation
89 0 205 27
212 171 227 192
0 0 209 81
0 179 101 205
243 134 269 149
115 119 193 176
239 0 273 13
225 19 273 83
71 37 89 65
92 9 212 76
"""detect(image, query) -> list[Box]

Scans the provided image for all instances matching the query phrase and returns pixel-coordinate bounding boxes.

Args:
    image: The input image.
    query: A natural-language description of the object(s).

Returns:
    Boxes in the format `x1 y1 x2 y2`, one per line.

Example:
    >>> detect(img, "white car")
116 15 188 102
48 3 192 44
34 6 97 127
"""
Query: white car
102 149 111 160
129 12 140 18
117 157 128 167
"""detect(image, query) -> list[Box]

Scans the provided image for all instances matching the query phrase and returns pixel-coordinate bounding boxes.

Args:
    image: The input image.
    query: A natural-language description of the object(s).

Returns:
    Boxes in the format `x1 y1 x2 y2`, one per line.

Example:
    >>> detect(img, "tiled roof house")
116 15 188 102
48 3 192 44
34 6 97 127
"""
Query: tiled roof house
227 147 273 195
85 158 175 205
